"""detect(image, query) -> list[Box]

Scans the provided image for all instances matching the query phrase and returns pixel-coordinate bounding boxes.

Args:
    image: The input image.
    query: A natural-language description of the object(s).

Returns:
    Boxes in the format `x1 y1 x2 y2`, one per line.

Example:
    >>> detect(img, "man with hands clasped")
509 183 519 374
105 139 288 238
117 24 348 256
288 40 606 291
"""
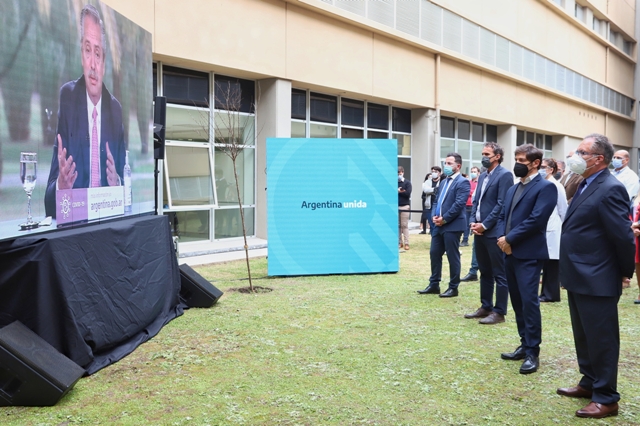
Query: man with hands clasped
417 153 470 298
496 144 556 375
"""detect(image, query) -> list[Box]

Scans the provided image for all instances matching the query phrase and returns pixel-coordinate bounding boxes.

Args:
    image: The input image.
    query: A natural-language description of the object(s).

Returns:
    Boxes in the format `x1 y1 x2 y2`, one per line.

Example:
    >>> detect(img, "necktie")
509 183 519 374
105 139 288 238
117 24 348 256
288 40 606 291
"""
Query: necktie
435 178 450 216
573 179 587 203
90 106 100 187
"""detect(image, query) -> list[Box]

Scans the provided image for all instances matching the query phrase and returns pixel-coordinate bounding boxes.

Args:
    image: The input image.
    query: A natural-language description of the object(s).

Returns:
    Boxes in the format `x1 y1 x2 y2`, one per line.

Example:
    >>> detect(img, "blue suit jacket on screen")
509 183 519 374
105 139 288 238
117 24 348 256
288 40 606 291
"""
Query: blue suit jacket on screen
470 164 514 239
560 168 635 297
433 174 470 235
497 174 556 260
44 75 126 218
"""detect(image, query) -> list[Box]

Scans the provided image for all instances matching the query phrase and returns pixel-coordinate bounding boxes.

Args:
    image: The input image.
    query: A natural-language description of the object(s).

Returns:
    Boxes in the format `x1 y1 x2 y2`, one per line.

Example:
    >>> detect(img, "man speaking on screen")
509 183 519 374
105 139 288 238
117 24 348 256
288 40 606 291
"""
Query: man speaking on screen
44 4 126 218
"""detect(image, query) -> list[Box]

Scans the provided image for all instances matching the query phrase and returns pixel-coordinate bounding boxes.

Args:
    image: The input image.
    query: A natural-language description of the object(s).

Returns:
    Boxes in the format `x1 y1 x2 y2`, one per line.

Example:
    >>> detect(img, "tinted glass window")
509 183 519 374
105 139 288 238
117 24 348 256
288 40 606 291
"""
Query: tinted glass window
441 116 455 138
341 98 364 127
368 103 388 130
471 122 483 142
458 120 470 140
486 124 497 143
392 107 411 133
214 74 255 113
163 66 209 107
291 89 306 120
310 92 337 123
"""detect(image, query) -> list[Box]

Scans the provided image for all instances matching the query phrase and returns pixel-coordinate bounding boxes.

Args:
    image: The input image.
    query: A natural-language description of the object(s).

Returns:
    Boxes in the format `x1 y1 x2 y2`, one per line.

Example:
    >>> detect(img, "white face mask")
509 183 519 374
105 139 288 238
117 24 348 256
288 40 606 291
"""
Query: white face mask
431 172 439 179
567 153 594 175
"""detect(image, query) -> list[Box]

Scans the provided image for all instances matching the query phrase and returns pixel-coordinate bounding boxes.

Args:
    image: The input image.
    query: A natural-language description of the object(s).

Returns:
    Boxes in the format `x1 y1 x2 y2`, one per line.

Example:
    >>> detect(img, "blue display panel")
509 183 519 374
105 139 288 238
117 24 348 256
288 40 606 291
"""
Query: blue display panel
267 138 398 276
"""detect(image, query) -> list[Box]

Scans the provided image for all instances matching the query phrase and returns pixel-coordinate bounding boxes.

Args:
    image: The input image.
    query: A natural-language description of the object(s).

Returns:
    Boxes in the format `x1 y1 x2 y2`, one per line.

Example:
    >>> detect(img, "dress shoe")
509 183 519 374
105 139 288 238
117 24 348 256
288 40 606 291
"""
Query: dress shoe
460 273 478 282
519 355 539 374
417 285 440 295
460 241 469 247
399 243 403 249
479 312 505 325
404 244 410 251
501 346 526 360
464 307 491 319
556 385 593 399
439 288 458 298
419 231 427 234
576 401 618 419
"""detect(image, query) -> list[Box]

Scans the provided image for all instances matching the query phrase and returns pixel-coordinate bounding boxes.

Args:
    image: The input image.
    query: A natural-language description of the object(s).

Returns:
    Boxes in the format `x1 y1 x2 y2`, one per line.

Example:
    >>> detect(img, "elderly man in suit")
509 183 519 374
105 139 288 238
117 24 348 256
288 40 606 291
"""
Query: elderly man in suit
44 4 126 218
417 153 470 298
559 151 584 204
497 144 556 375
464 142 514 324
557 134 635 419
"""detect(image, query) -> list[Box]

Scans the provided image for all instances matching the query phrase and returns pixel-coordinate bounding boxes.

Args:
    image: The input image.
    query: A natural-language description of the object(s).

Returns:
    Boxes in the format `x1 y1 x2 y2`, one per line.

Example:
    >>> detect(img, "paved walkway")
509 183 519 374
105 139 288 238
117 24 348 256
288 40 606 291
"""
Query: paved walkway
179 222 422 266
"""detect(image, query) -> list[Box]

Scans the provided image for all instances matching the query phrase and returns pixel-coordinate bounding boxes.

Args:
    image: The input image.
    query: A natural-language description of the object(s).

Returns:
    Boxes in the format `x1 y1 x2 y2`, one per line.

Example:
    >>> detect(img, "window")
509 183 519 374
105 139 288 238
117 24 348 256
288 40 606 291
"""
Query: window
440 117 455 138
342 98 364 127
164 145 215 207
392 107 411 133
214 75 255 113
160 65 256 242
574 4 585 23
163 66 209 107
291 89 306 120
310 92 337 123
367 103 389 130
439 117 491 174
516 130 553 158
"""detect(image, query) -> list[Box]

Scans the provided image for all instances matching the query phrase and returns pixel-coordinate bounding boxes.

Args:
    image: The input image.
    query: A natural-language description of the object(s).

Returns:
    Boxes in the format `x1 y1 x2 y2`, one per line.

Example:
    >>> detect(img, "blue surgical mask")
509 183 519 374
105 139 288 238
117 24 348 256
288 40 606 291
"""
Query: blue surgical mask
538 169 547 178
443 165 454 177
612 158 623 169
470 172 478 179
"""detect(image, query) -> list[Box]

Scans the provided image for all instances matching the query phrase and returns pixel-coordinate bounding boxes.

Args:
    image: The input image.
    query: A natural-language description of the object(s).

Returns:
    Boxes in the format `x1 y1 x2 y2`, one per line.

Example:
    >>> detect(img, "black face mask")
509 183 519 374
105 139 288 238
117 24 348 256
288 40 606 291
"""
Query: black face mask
553 172 562 180
513 163 530 178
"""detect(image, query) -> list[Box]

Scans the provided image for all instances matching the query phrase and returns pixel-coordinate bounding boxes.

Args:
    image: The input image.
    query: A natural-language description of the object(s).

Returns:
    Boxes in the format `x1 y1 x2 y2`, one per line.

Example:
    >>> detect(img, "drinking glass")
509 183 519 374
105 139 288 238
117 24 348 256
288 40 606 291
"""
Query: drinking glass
20 152 39 230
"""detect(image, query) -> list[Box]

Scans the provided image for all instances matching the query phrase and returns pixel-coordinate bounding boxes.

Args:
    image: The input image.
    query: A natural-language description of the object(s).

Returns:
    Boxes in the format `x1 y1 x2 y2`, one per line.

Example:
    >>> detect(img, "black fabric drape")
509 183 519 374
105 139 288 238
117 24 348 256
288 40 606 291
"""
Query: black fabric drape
0 215 183 374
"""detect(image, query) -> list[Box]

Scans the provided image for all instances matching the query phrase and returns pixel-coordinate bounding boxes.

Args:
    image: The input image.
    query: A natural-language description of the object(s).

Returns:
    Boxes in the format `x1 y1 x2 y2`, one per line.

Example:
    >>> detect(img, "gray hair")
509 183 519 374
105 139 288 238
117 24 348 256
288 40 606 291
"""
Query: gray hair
584 133 614 164
80 4 106 56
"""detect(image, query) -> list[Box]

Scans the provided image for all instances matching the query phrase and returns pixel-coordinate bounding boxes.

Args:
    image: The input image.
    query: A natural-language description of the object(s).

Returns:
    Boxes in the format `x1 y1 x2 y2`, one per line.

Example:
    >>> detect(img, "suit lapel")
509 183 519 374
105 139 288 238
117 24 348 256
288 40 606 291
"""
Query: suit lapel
513 174 540 208
565 170 608 222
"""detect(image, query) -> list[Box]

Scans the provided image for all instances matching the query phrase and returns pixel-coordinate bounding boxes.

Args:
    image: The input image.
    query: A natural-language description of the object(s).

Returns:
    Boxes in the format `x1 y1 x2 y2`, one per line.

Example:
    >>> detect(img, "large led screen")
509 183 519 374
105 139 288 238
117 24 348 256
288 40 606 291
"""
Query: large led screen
0 0 154 241
267 138 399 276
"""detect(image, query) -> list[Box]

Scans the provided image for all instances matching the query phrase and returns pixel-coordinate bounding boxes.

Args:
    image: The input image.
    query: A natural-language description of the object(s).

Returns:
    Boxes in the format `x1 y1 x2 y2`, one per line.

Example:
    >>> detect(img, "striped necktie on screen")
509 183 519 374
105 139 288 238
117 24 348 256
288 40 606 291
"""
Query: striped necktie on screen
90 106 100 187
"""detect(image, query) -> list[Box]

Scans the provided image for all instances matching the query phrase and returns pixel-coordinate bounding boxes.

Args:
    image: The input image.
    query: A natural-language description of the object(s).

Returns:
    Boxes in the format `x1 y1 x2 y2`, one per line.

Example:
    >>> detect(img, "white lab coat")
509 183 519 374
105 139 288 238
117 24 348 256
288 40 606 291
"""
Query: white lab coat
546 176 567 260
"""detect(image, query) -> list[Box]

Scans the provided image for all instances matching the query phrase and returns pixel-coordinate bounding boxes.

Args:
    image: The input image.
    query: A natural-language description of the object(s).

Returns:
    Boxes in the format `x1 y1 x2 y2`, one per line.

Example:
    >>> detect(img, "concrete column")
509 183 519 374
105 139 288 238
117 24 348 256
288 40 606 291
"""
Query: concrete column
411 108 437 221
256 78 291 239
497 125 517 172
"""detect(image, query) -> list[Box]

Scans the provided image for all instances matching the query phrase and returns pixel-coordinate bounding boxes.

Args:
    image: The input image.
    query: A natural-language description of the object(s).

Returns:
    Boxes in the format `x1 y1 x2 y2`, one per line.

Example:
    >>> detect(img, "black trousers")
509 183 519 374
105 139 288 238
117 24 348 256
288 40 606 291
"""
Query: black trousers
540 259 560 301
567 291 620 404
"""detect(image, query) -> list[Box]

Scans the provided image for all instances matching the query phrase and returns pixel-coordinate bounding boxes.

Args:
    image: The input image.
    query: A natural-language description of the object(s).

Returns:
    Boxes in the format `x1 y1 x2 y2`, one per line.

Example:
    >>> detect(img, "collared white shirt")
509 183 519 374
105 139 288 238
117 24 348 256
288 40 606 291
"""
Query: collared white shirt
612 166 639 201
87 92 102 179
476 168 494 222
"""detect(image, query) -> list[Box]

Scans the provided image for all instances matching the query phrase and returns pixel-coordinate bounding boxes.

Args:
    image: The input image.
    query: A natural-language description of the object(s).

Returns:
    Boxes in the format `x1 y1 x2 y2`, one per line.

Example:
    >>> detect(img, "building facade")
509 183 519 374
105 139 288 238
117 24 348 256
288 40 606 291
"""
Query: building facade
103 0 638 248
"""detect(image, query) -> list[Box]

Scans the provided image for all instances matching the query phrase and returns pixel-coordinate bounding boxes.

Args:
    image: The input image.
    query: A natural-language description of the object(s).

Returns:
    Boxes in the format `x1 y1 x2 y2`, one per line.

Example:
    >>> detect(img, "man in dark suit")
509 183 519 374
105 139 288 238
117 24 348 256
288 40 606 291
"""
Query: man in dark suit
417 153 470 298
496 144 556 375
464 142 514 325
44 4 126 218
557 134 635 419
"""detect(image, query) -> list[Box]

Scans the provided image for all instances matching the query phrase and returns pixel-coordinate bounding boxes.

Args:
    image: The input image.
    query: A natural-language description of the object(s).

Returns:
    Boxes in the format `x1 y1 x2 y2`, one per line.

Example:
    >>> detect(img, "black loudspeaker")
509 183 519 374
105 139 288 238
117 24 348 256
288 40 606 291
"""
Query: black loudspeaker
0 321 85 406
179 264 224 308
153 96 166 160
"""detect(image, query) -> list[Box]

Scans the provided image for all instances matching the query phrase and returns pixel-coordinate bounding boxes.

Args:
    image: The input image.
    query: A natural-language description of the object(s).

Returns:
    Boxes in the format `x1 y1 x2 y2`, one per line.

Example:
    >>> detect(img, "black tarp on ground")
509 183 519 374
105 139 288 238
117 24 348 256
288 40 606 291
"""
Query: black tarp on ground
0 215 183 374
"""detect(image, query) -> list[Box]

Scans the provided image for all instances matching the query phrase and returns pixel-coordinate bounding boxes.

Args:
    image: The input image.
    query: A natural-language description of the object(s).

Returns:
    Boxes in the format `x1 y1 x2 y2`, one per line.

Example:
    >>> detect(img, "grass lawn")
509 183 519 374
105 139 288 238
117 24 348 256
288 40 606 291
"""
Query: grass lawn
4 234 640 425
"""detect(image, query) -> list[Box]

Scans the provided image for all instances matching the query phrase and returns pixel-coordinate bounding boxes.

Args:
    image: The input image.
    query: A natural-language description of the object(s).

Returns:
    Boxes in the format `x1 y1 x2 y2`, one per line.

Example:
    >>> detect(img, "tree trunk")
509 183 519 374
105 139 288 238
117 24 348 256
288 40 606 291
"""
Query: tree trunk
232 159 253 292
